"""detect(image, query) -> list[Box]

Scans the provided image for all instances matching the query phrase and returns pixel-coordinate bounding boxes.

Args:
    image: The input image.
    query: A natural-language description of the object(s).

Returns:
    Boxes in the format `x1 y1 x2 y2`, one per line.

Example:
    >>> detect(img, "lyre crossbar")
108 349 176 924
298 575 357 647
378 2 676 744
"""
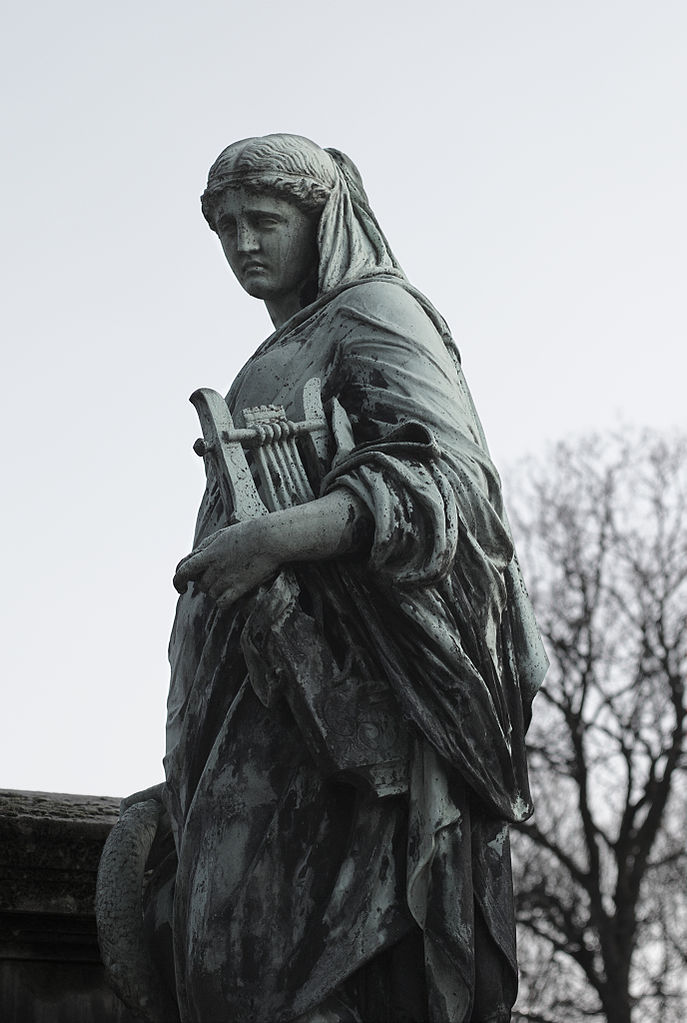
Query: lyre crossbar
190 377 331 521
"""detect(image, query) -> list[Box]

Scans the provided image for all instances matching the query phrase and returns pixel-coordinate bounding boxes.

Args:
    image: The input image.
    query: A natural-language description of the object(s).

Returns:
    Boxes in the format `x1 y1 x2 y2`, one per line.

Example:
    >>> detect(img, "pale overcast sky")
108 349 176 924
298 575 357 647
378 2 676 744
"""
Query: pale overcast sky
2 1 685 796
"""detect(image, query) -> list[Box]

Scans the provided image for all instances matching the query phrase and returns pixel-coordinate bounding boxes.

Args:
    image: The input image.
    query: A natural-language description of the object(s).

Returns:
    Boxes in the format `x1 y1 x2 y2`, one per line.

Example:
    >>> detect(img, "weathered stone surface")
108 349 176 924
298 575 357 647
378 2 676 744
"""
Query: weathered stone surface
0 789 137 1022
96 798 179 1022
98 134 547 1022
0 789 118 919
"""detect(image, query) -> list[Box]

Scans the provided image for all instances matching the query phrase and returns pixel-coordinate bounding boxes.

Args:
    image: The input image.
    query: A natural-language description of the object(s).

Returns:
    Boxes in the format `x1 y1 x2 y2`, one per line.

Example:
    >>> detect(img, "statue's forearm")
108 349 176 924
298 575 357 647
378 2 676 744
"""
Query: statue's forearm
259 489 372 565
173 489 372 606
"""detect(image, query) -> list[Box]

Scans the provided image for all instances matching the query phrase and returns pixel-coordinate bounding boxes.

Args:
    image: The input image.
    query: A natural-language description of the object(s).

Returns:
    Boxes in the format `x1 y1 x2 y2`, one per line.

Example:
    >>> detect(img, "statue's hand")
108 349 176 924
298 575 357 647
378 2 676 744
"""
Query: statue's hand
173 520 280 610
173 492 370 610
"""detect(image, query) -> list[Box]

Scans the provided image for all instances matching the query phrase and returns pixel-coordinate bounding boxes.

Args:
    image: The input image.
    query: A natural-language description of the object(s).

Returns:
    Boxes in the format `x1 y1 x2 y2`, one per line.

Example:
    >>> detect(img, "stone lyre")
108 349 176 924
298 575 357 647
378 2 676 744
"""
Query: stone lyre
190 376 331 521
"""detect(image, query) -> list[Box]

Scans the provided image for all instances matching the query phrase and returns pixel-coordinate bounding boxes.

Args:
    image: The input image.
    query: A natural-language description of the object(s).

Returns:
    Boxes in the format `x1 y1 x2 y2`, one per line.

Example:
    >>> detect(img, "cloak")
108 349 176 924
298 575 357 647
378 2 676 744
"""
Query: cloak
163 274 547 1022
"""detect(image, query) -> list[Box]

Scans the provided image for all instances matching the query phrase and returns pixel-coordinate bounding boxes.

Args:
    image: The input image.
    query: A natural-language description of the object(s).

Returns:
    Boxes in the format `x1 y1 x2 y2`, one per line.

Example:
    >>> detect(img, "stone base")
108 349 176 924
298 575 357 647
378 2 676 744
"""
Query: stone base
0 789 138 1022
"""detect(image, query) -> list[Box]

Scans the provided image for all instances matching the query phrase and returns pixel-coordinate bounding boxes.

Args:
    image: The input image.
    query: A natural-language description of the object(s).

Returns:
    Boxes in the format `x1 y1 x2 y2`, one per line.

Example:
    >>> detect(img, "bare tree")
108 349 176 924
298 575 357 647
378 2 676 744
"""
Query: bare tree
507 430 687 1023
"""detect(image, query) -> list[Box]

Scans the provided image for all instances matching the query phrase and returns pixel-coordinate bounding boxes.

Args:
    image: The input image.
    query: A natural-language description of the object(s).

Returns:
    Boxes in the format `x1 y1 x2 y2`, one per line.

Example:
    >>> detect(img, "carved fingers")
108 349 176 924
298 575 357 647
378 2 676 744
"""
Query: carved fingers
173 522 280 608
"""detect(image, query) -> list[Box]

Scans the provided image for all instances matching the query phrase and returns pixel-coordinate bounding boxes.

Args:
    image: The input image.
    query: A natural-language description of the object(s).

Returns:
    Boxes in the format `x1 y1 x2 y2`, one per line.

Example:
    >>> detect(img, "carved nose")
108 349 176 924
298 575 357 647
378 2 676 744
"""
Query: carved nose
235 225 259 252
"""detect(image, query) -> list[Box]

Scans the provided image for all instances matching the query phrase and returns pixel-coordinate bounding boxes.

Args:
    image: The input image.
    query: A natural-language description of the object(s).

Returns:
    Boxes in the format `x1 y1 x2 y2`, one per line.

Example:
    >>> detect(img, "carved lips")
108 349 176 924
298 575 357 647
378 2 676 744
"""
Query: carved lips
240 261 268 283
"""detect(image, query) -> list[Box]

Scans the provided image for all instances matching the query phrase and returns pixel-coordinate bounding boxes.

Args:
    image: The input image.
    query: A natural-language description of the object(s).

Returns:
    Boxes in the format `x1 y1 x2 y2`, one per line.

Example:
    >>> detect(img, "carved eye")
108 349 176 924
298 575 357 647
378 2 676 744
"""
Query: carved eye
217 216 236 236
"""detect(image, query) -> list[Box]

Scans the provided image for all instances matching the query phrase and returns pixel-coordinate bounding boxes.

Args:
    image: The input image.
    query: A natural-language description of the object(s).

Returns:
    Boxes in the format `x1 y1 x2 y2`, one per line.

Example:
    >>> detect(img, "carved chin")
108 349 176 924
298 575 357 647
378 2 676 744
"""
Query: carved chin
241 276 271 299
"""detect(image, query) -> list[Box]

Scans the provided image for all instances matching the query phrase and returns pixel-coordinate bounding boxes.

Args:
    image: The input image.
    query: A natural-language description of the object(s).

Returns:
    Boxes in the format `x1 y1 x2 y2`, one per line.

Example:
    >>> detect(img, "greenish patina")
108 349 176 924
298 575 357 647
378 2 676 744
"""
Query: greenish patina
97 134 547 1023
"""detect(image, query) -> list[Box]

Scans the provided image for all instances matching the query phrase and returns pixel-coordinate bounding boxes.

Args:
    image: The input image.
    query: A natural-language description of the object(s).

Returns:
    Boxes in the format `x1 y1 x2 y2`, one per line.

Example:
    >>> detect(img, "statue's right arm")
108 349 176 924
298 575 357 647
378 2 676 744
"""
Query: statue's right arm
172 489 372 610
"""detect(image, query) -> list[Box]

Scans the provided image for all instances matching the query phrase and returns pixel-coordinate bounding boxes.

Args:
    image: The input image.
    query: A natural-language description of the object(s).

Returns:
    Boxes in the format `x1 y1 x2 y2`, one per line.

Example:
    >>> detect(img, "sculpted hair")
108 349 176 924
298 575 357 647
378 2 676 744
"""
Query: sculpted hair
201 134 336 230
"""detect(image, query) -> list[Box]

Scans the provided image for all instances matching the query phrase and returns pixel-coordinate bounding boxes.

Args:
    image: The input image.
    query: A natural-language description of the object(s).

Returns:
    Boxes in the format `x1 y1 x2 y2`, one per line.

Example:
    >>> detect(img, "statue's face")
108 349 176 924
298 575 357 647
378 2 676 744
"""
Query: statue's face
213 187 318 306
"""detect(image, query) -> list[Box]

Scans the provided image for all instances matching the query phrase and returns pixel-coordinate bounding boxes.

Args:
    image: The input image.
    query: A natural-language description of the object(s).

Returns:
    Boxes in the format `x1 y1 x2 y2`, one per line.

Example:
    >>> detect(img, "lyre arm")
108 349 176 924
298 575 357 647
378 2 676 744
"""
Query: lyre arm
190 388 267 522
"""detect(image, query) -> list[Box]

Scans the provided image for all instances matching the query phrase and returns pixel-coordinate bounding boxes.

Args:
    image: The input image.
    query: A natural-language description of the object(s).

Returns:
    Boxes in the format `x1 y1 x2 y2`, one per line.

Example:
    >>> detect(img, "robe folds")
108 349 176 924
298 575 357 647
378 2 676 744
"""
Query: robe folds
163 275 547 1022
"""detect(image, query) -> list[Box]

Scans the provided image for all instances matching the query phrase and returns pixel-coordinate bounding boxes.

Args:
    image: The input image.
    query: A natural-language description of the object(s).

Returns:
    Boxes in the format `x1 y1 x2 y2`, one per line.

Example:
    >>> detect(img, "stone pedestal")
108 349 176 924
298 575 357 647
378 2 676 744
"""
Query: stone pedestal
0 789 137 1022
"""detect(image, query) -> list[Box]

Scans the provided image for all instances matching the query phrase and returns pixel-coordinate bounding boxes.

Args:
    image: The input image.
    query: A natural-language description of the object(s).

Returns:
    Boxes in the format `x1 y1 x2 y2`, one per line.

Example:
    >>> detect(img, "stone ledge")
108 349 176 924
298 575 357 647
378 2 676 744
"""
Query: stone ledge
0 789 139 1021
0 789 121 919
0 911 100 963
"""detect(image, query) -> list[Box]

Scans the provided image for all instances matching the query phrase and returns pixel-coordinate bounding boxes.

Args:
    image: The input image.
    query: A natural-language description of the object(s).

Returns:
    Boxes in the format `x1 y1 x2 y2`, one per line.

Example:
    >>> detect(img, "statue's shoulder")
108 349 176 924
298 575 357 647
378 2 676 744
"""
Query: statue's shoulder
327 277 432 330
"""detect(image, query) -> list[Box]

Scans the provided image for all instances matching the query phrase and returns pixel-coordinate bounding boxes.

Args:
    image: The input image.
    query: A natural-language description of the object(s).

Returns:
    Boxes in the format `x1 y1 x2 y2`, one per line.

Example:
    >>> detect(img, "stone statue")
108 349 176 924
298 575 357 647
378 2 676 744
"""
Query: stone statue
96 134 547 1023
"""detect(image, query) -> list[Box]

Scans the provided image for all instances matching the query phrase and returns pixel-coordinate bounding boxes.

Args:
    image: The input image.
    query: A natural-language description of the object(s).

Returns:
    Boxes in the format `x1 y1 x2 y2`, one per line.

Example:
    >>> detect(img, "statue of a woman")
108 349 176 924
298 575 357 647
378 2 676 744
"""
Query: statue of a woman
105 134 547 1023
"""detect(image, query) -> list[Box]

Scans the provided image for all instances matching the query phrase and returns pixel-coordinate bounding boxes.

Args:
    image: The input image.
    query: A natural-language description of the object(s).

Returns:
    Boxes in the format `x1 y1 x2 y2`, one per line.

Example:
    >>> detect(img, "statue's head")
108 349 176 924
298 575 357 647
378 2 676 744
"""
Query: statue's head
201 134 339 228
201 134 403 314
